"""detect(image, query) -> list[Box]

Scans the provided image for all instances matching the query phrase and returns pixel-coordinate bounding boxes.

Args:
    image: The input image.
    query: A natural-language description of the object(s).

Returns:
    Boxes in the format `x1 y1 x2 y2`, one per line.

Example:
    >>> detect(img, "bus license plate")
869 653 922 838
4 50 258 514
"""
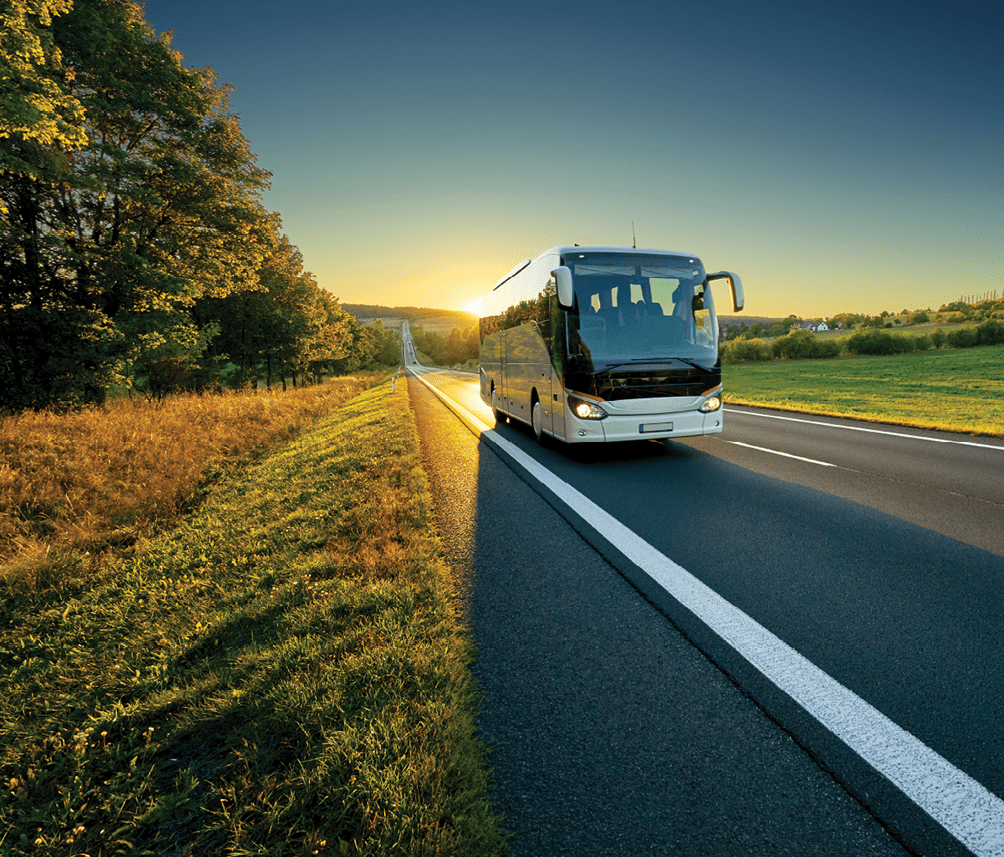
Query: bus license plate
639 422 673 433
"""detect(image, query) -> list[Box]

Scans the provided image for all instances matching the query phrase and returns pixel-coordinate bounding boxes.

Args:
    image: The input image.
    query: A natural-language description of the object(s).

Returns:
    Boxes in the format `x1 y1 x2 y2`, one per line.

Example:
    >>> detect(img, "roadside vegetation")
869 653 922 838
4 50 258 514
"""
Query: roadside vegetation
721 317 1004 365
410 323 479 372
722 294 1003 344
718 297 1004 436
0 377 507 856
1 377 381 588
721 294 1004 365
1 0 402 410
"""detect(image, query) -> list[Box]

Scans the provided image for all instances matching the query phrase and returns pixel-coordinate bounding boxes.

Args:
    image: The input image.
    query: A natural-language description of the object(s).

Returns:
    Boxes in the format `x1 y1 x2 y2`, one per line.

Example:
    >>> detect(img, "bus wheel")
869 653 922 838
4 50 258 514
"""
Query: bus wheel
532 397 545 444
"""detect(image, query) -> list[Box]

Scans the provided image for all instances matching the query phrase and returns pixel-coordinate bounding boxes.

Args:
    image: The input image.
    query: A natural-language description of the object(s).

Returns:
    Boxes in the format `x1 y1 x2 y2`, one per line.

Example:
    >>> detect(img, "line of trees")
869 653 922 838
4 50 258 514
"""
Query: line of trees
1 0 391 410
410 324 479 367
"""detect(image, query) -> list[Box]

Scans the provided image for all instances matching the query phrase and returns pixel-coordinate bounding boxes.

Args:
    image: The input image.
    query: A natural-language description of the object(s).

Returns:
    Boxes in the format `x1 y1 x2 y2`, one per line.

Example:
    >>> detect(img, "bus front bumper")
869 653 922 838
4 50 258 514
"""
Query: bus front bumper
565 402 723 443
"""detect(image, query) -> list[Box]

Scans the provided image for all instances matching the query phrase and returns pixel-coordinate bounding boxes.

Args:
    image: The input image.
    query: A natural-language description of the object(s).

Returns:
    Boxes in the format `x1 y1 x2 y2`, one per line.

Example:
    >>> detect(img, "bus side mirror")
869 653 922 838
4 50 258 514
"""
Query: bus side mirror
553 266 574 309
707 271 744 312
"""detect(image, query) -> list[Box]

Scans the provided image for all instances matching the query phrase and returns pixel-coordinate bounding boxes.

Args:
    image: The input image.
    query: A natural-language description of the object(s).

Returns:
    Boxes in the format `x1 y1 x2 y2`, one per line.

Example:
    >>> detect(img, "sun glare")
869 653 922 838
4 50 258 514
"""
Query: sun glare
464 298 483 315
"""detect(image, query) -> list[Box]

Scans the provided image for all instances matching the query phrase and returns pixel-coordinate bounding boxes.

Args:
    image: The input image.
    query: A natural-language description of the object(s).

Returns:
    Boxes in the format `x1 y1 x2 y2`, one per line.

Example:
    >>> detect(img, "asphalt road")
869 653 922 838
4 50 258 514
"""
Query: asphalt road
409 374 910 856
401 329 1004 855
691 408 1004 558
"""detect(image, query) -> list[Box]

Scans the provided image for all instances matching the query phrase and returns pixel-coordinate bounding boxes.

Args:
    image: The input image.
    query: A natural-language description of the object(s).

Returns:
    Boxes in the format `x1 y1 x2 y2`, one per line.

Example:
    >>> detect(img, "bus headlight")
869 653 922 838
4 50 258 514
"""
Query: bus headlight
568 395 607 420
699 395 722 413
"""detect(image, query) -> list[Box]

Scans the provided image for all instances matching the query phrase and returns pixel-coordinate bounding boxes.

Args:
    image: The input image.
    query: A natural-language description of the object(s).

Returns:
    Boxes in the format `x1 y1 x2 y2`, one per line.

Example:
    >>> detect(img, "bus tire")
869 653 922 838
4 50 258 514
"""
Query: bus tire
532 396 546 445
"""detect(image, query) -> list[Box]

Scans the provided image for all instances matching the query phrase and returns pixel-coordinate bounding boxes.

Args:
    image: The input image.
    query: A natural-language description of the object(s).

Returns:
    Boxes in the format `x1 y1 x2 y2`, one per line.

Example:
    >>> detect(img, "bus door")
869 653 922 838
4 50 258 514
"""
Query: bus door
548 367 565 441
538 356 557 439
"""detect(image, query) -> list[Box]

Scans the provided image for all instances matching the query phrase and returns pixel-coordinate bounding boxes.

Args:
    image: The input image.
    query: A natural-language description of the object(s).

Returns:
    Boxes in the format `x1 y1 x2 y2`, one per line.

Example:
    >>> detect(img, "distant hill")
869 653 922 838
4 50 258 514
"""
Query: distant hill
343 304 474 323
718 315 776 330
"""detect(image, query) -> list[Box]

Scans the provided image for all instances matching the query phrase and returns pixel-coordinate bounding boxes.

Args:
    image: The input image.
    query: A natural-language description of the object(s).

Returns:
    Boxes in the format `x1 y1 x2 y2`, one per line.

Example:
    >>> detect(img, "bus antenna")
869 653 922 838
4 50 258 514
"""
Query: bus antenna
632 222 636 248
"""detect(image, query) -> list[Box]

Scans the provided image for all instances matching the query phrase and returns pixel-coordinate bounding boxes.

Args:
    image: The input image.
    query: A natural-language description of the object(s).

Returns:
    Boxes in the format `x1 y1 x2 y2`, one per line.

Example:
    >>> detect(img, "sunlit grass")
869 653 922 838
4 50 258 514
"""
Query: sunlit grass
0 377 382 589
0 377 507 856
723 345 1004 436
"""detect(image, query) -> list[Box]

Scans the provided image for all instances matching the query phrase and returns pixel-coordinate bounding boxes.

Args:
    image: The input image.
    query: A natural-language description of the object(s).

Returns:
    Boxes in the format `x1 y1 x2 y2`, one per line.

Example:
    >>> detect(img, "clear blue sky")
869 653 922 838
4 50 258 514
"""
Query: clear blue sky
143 0 1002 319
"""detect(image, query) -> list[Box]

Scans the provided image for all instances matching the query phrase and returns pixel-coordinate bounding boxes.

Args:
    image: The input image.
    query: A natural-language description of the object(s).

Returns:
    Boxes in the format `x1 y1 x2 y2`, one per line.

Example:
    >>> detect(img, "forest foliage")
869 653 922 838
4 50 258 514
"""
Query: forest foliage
410 323 479 368
1 0 396 410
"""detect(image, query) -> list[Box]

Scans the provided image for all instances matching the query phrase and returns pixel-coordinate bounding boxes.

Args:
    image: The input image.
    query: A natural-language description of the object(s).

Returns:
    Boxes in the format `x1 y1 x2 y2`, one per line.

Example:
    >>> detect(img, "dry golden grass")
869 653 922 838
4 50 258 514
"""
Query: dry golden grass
0 376 379 586
1 377 507 855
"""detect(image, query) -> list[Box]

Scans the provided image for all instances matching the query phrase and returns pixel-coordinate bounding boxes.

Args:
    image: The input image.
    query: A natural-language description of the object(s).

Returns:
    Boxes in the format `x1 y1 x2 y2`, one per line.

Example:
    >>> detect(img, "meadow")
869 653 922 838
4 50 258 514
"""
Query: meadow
723 344 1004 436
0 378 506 856
0 378 386 589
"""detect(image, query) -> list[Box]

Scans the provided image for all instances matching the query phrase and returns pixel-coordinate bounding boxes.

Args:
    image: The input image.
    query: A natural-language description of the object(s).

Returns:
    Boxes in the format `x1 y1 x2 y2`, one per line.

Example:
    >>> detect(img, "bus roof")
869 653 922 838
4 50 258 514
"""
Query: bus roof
547 245 699 259
492 246 704 292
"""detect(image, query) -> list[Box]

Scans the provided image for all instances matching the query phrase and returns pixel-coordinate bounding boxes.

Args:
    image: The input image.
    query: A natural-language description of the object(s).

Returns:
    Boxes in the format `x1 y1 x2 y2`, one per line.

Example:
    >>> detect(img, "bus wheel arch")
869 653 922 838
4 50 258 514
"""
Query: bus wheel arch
491 382 505 424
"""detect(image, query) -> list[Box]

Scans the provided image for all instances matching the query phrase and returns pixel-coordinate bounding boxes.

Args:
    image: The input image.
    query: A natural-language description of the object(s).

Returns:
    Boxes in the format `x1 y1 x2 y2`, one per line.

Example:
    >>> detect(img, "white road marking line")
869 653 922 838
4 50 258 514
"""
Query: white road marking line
726 441 837 467
725 407 1004 451
410 369 1004 857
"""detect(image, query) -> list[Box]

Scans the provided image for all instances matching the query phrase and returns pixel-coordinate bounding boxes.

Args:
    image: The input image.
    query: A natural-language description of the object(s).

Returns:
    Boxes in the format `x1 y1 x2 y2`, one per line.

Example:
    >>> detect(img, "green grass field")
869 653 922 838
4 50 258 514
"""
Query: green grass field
723 344 1004 437
0 378 507 857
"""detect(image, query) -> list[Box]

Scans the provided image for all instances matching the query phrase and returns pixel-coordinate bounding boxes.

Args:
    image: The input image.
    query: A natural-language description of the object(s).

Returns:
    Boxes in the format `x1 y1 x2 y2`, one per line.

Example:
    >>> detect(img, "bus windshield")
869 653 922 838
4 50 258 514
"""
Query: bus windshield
567 253 717 369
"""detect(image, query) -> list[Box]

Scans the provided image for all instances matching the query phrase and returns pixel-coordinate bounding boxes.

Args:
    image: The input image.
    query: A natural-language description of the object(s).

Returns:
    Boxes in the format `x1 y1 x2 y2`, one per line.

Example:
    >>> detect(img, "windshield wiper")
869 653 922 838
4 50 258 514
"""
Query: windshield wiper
596 358 713 373
670 357 715 372
594 360 651 373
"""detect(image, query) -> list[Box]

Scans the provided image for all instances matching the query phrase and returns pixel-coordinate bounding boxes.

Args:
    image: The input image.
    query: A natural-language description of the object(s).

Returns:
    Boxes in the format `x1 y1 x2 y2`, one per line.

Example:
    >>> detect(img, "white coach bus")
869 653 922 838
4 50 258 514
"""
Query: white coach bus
478 245 743 444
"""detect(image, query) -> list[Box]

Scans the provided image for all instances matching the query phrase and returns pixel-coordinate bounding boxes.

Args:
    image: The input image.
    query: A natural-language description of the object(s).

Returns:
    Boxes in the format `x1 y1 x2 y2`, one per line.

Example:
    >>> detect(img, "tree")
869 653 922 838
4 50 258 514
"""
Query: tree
0 0 87 158
195 223 370 390
1 0 271 408
308 291 359 379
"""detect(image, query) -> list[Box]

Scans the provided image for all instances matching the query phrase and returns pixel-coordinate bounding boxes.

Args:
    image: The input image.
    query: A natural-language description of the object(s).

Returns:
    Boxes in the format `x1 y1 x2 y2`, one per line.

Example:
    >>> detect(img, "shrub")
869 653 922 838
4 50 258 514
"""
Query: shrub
845 330 917 356
772 329 813 359
976 319 1004 346
946 327 977 349
770 329 842 360
721 337 773 364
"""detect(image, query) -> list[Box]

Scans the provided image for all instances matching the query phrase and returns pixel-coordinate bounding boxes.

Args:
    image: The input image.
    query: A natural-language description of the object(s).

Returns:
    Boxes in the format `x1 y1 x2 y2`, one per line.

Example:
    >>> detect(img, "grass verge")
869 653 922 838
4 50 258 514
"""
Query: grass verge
723 345 1004 436
0 377 383 589
0 377 508 856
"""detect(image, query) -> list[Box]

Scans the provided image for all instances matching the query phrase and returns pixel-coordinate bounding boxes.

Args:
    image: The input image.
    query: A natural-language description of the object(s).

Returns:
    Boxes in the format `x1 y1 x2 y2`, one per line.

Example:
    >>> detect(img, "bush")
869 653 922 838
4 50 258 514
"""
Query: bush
946 328 977 349
721 337 773 364
845 330 917 356
976 319 1004 346
771 329 843 360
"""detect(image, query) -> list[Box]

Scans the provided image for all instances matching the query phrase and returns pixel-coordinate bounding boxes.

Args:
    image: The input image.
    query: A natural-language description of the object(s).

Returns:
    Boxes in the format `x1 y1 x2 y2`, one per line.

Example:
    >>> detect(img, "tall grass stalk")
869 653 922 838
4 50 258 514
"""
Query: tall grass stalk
0 378 380 588
0 377 507 856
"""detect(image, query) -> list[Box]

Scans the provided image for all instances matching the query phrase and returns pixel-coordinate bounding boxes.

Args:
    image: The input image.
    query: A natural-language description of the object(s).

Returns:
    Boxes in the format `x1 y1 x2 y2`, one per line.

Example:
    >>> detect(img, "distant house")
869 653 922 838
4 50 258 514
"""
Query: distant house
804 322 829 333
